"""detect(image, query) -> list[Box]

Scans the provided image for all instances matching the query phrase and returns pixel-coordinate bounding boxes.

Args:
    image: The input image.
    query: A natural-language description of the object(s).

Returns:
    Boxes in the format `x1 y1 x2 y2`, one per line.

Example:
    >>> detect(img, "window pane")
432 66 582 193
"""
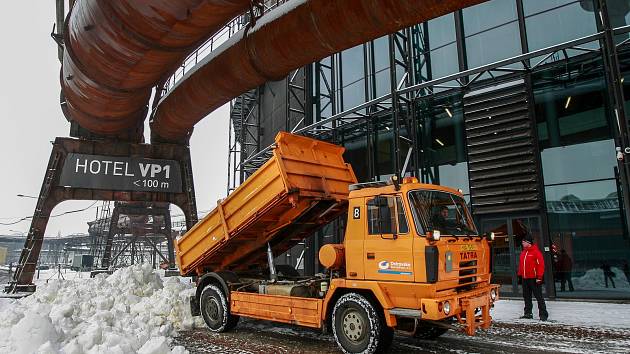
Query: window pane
342 44 365 87
373 36 390 71
367 199 380 234
523 0 598 51
545 180 629 299
532 66 612 149
438 162 470 195
396 197 409 234
409 190 476 235
367 197 396 234
541 140 617 185
607 1 630 44
373 36 391 97
343 125 370 182
608 1 630 27
427 14 459 78
428 14 456 49
419 94 466 166
429 45 459 79
342 79 366 110
463 0 521 68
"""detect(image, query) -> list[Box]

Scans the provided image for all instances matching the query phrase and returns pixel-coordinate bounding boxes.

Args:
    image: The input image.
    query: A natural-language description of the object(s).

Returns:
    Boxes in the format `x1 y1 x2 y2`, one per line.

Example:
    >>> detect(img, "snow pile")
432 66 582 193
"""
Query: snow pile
572 267 630 290
0 264 205 353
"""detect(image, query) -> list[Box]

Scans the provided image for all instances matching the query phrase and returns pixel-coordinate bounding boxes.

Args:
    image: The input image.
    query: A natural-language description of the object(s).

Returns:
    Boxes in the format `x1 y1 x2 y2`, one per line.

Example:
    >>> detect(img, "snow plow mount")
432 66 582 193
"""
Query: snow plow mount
456 284 500 336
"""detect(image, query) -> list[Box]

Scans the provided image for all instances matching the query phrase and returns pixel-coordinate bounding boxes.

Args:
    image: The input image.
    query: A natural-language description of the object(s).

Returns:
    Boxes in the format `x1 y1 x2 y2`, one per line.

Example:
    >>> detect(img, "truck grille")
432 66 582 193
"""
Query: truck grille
458 260 478 291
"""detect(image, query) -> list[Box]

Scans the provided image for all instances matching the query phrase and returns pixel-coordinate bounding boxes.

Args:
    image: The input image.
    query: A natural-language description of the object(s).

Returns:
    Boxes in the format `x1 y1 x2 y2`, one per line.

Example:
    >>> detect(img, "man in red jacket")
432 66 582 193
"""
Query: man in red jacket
517 234 549 321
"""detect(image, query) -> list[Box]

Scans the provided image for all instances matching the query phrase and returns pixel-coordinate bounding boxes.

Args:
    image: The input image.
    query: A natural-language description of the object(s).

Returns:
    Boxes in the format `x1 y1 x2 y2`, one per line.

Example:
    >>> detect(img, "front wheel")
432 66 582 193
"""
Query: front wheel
199 284 239 332
332 293 393 354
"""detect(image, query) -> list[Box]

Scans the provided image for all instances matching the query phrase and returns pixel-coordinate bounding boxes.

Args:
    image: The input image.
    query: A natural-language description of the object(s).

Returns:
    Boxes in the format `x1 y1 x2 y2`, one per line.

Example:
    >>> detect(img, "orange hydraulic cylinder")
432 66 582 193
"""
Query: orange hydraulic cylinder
151 0 488 141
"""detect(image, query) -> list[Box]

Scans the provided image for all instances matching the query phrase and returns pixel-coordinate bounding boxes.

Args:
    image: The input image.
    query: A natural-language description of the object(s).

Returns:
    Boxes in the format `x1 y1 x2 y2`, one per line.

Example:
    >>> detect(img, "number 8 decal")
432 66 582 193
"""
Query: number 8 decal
353 207 360 219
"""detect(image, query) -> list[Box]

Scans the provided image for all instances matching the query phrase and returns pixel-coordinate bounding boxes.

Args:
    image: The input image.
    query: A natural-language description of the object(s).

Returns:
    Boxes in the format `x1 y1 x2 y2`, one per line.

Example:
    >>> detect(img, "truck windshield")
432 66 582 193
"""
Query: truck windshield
408 190 477 236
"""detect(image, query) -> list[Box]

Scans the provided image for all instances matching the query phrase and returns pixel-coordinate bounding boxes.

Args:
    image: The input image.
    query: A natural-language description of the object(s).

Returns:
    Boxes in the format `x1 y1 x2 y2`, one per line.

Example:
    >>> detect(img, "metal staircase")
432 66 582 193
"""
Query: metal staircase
6 151 63 293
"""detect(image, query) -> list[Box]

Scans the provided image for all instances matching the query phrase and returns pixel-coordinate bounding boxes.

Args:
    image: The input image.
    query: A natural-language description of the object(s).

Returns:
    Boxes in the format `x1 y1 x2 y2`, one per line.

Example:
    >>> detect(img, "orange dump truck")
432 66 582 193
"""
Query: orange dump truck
177 132 499 353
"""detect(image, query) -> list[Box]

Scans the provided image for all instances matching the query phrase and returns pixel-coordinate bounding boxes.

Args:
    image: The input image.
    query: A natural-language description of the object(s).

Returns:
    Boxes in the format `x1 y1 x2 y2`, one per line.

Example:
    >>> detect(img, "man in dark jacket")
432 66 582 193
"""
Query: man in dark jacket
517 234 548 321
557 250 574 292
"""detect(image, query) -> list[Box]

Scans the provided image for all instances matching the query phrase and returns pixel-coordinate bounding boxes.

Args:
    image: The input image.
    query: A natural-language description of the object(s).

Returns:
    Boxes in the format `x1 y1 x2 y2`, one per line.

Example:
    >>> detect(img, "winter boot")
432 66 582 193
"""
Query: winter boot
519 314 533 319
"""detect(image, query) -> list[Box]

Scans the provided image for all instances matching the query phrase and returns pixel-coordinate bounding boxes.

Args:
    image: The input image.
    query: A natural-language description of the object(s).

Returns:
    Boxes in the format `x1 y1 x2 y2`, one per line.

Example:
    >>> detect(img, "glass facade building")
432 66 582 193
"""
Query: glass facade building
230 0 630 300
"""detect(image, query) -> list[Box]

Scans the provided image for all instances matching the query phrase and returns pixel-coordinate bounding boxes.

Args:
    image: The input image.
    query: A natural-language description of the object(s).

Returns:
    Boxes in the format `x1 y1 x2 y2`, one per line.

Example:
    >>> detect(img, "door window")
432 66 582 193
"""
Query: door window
481 216 545 296
367 196 408 235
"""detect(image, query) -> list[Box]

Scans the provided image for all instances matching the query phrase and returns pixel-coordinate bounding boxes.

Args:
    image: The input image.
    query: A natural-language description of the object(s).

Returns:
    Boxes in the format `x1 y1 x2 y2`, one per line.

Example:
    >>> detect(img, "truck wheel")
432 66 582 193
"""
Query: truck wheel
332 293 393 354
413 322 448 340
199 284 239 332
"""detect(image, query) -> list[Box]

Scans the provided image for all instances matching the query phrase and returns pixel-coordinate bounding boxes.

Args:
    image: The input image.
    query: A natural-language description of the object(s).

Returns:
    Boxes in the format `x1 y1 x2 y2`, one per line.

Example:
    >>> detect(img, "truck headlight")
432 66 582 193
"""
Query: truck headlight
443 301 451 315
489 232 495 241
490 289 497 301
432 230 441 241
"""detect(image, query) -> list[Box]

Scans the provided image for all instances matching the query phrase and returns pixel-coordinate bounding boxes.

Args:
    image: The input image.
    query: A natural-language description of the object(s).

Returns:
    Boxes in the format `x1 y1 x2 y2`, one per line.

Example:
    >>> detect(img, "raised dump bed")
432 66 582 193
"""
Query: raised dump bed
176 132 357 276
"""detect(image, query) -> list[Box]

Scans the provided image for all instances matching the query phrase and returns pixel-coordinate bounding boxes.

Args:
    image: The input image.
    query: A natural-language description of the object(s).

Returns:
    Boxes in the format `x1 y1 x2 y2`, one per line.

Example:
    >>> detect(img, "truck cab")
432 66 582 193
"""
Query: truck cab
321 176 498 350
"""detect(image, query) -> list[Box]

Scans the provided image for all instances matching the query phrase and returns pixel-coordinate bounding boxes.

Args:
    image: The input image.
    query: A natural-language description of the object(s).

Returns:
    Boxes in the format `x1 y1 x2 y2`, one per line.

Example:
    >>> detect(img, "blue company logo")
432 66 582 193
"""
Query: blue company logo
377 260 412 275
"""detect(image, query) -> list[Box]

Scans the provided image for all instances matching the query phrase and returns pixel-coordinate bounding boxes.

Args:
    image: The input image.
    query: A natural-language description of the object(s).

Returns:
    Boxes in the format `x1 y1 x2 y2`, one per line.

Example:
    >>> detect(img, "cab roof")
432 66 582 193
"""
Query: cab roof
348 178 463 199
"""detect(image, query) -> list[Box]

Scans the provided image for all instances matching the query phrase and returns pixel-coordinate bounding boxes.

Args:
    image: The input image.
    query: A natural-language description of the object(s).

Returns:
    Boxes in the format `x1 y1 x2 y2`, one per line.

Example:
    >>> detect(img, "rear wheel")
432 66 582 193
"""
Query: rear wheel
199 284 239 332
332 293 393 354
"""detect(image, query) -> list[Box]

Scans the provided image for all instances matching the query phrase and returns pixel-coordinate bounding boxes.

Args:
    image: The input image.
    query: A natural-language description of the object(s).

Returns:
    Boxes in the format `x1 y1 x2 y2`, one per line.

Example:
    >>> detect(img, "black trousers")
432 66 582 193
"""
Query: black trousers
559 271 574 291
522 278 548 319
604 273 616 288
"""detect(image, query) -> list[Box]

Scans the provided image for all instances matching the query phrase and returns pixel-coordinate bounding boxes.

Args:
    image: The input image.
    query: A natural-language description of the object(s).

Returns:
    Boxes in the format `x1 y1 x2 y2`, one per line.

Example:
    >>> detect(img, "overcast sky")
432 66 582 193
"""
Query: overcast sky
0 2 230 236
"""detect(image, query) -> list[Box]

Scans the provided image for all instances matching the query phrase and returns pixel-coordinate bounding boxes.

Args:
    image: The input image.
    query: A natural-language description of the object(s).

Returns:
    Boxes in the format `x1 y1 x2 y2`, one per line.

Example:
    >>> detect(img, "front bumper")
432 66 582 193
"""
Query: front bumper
420 284 500 336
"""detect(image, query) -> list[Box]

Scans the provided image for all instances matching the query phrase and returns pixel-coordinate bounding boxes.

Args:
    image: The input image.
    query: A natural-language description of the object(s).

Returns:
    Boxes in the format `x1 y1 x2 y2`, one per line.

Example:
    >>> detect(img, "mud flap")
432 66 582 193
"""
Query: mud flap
190 295 200 317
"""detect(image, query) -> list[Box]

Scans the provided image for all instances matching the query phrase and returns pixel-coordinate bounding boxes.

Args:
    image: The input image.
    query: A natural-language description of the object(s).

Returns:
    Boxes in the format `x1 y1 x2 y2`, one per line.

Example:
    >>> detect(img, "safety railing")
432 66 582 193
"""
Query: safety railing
159 0 291 98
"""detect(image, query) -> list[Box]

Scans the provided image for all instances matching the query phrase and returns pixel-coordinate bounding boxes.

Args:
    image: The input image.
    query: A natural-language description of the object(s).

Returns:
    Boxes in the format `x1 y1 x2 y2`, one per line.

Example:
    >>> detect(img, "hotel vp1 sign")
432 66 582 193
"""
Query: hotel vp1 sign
59 153 182 193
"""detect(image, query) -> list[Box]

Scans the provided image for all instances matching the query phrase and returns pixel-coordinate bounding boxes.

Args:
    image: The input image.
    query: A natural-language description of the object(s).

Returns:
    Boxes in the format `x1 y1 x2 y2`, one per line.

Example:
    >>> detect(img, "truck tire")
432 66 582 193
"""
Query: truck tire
199 284 239 332
332 293 393 354
413 322 449 340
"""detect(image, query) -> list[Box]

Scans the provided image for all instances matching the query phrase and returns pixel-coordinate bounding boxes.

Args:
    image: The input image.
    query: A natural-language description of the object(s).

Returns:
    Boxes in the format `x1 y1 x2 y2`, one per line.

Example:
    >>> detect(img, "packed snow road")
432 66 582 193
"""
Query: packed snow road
175 316 630 354
175 298 630 354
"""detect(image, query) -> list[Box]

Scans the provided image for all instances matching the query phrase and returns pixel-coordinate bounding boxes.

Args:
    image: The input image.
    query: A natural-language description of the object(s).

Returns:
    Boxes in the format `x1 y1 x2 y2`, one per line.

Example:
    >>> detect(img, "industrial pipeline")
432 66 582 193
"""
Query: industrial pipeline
60 0 251 140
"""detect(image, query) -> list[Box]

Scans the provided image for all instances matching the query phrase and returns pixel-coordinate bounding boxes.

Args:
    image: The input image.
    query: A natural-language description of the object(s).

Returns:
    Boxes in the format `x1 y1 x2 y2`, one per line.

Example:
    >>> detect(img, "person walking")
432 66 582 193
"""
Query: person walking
517 234 548 321
557 250 574 292
600 262 616 288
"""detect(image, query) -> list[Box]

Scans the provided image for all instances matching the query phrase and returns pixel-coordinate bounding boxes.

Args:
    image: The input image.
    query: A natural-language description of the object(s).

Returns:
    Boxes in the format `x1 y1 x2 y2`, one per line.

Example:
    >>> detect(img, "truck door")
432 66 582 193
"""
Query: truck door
363 195 415 281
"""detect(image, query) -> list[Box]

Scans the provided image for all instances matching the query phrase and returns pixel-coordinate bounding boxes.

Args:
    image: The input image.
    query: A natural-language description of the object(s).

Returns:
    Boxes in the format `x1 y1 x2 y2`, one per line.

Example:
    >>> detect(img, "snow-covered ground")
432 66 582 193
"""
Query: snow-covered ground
0 264 204 354
492 298 630 329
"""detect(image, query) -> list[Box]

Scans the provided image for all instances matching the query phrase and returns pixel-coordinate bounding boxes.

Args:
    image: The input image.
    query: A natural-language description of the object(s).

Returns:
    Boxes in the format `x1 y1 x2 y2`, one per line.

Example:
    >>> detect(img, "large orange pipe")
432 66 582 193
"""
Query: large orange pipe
151 0 488 141
61 0 251 139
